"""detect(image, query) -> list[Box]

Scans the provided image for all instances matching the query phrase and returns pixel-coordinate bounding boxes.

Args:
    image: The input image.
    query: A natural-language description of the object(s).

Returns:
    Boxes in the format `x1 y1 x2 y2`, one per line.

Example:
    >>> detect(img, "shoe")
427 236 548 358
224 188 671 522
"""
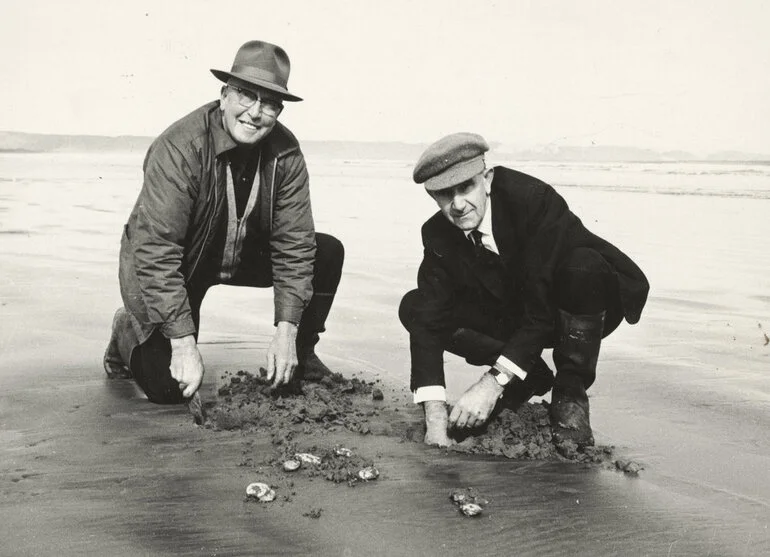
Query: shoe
549 309 606 448
103 308 132 379
295 351 333 382
550 382 594 447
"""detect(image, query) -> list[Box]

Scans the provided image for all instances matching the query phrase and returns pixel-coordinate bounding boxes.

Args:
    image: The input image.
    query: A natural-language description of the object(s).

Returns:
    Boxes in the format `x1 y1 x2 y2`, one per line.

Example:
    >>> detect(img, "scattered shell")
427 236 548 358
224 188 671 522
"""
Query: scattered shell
449 489 467 504
615 459 643 475
334 447 353 457
246 482 276 502
283 459 301 472
460 503 483 517
357 466 379 481
295 453 322 466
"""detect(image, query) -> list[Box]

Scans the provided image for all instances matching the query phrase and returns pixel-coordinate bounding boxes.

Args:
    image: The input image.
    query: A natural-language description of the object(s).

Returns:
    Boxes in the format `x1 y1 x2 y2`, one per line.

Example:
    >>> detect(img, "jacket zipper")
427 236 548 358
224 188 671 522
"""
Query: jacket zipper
187 163 219 283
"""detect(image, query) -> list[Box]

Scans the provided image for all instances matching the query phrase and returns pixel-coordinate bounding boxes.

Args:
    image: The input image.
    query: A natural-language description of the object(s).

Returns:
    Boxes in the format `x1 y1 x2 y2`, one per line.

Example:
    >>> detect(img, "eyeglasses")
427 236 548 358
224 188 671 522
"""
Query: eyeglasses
228 85 283 118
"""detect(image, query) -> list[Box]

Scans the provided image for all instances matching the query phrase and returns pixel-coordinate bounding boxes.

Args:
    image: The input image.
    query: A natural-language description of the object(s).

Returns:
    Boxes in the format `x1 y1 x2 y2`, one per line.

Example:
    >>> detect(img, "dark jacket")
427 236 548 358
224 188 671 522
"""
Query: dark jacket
119 101 315 344
411 166 649 387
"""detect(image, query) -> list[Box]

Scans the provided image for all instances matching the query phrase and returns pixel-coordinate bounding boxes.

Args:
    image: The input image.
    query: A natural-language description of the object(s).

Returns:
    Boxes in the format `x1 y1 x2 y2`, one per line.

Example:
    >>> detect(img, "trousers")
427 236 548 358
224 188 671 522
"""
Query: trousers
129 232 344 404
399 247 624 389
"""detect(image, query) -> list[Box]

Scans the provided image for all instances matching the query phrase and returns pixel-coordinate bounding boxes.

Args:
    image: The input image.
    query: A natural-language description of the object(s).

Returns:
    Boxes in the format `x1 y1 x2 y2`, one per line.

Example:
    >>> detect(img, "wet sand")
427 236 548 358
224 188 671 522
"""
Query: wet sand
1 153 769 555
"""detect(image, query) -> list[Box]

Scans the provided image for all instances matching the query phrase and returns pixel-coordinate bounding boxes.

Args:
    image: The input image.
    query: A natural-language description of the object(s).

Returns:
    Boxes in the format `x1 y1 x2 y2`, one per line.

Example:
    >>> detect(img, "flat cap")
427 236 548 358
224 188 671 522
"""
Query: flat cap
413 132 490 191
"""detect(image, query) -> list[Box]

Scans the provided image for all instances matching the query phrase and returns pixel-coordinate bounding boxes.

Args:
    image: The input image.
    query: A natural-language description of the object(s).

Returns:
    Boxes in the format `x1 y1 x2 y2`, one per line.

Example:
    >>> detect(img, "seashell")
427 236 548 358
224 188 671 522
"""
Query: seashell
295 453 322 465
246 482 276 502
449 489 467 504
334 447 353 457
460 503 483 517
357 466 379 481
283 459 301 472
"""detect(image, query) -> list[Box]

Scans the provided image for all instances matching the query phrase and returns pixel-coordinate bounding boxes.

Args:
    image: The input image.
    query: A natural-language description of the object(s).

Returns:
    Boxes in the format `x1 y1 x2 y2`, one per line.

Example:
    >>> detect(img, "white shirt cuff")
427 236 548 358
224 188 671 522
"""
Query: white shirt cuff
494 355 528 381
413 385 447 404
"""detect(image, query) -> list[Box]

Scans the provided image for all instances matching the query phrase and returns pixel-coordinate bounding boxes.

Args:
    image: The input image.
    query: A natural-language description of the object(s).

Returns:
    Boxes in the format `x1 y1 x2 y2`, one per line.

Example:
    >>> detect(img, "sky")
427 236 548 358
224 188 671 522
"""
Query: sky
2 0 769 154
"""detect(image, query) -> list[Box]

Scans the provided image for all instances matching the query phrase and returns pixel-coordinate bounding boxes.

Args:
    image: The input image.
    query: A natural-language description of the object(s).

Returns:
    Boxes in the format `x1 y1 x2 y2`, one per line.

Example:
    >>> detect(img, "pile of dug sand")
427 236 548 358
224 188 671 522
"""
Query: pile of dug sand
209 368 382 443
449 404 615 464
208 369 631 470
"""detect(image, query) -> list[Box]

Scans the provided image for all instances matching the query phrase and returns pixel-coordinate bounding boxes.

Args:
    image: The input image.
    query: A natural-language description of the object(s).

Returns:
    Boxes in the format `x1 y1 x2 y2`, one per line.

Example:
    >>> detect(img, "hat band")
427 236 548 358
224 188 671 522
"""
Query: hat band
230 64 287 88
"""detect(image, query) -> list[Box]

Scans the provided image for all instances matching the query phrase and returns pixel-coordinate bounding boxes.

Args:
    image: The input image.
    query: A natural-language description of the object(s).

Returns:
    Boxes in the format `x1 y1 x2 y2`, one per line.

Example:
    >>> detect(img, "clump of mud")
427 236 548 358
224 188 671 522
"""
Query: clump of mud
450 403 615 465
209 369 380 440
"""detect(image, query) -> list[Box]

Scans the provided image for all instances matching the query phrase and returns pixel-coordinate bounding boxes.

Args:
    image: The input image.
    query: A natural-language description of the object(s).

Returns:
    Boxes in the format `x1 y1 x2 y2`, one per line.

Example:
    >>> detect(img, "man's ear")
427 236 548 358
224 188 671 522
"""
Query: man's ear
483 167 494 193
219 85 228 109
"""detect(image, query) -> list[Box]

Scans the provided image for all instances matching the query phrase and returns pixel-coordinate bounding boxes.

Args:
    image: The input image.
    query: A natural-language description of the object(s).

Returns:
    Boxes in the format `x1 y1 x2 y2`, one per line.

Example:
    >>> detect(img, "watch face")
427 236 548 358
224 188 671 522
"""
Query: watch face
489 368 510 385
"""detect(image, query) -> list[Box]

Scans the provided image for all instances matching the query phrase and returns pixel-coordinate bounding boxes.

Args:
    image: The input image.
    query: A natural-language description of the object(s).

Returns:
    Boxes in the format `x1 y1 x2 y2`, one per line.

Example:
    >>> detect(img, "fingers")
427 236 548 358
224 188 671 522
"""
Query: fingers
271 359 297 387
181 381 197 399
265 352 276 382
449 405 485 430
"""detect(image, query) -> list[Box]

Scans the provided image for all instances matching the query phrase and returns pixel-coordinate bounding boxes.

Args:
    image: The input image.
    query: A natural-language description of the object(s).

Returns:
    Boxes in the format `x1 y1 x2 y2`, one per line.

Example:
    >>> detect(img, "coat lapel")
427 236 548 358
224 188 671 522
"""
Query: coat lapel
490 185 519 272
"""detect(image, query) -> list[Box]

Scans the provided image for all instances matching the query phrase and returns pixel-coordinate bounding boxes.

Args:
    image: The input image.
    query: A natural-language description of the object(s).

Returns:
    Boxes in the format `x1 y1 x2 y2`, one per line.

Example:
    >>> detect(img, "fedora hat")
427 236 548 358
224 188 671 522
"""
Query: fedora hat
211 40 302 102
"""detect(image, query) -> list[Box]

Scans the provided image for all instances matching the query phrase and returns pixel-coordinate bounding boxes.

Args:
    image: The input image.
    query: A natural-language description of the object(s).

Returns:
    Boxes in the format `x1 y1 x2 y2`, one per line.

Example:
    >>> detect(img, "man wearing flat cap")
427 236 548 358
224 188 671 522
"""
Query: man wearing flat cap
400 132 649 447
103 41 344 415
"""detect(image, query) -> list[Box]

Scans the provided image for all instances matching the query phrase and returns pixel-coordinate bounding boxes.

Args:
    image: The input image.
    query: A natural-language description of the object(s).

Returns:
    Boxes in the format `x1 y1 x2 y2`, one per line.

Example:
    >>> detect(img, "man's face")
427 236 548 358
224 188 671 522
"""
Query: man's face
430 169 493 231
220 85 283 146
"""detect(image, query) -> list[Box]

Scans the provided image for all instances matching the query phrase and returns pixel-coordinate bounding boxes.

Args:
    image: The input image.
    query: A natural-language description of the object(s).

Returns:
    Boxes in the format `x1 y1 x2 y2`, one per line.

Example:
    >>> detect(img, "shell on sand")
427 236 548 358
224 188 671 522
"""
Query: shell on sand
295 453 322 465
357 466 379 481
246 482 276 502
283 459 301 472
449 489 467 504
460 503 483 517
333 447 353 457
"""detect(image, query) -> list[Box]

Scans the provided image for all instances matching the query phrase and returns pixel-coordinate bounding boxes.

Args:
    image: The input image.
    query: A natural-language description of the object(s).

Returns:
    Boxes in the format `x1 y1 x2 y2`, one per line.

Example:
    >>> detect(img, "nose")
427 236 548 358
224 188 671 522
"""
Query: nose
451 192 466 211
245 100 265 118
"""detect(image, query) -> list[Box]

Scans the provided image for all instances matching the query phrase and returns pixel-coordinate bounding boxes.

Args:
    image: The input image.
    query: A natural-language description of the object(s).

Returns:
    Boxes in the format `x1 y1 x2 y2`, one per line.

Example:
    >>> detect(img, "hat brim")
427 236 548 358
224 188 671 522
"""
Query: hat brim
424 156 485 192
210 69 303 102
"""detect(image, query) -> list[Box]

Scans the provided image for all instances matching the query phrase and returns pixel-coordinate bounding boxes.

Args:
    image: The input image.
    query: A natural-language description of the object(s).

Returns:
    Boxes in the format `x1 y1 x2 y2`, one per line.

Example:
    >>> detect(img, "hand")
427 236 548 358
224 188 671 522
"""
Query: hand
169 335 205 399
422 401 454 447
266 321 298 387
448 373 504 430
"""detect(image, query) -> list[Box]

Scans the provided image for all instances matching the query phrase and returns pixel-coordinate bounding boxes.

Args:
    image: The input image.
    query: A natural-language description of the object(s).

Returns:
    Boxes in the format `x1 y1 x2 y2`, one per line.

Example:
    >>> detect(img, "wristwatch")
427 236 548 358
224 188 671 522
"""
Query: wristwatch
487 366 514 387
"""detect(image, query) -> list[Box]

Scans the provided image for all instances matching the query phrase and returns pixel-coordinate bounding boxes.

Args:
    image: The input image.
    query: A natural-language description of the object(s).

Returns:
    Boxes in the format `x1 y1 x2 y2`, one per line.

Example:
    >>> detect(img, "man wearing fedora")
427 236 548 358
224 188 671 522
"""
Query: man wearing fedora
399 133 649 447
104 40 344 410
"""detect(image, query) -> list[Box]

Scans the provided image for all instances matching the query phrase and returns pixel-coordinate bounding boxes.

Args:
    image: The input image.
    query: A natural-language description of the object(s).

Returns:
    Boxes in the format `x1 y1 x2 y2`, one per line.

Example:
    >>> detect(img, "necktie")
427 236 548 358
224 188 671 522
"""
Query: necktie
469 229 487 257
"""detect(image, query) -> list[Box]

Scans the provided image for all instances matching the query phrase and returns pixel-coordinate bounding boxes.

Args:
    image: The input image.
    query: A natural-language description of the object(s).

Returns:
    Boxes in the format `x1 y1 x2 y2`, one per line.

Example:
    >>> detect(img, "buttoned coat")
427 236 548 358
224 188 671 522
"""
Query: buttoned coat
408 166 649 390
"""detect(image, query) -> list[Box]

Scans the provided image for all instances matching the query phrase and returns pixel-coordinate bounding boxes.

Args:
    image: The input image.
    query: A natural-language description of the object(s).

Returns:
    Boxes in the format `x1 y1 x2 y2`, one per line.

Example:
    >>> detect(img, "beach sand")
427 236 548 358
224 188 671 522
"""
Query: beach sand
1 153 768 556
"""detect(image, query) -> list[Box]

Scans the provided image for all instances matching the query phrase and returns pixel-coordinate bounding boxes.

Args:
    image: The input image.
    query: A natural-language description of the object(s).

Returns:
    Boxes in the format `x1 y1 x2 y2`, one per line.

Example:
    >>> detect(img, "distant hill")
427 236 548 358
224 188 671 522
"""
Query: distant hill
1 130 768 163
0 131 153 154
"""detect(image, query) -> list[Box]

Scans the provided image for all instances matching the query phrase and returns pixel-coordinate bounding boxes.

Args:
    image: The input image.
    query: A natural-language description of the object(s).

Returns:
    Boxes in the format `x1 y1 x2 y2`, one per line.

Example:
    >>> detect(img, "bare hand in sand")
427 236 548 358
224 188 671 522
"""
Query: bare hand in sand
423 401 454 447
170 335 205 398
267 321 298 387
449 373 504 430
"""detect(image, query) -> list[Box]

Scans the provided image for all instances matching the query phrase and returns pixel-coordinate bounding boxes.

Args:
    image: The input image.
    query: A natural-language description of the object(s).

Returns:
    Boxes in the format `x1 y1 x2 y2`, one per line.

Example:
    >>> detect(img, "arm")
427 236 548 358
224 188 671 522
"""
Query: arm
499 183 582 374
266 151 315 384
131 138 204 396
132 137 200 339
409 241 458 444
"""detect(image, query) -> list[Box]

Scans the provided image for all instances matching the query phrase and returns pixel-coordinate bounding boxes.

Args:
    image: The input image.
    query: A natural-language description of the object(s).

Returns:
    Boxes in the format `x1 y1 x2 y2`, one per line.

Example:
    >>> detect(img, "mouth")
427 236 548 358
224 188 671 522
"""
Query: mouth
238 119 260 132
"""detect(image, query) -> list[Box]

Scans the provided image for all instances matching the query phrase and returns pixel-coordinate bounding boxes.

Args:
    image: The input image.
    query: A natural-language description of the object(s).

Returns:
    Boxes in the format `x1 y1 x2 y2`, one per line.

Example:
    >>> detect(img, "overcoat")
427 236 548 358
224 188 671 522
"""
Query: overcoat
408 166 649 390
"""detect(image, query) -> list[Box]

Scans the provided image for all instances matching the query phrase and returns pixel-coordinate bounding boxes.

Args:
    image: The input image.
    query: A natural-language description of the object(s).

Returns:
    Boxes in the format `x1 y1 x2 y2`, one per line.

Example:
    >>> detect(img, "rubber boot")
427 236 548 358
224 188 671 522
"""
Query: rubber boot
448 328 554 411
550 309 605 447
294 293 336 382
103 307 137 379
